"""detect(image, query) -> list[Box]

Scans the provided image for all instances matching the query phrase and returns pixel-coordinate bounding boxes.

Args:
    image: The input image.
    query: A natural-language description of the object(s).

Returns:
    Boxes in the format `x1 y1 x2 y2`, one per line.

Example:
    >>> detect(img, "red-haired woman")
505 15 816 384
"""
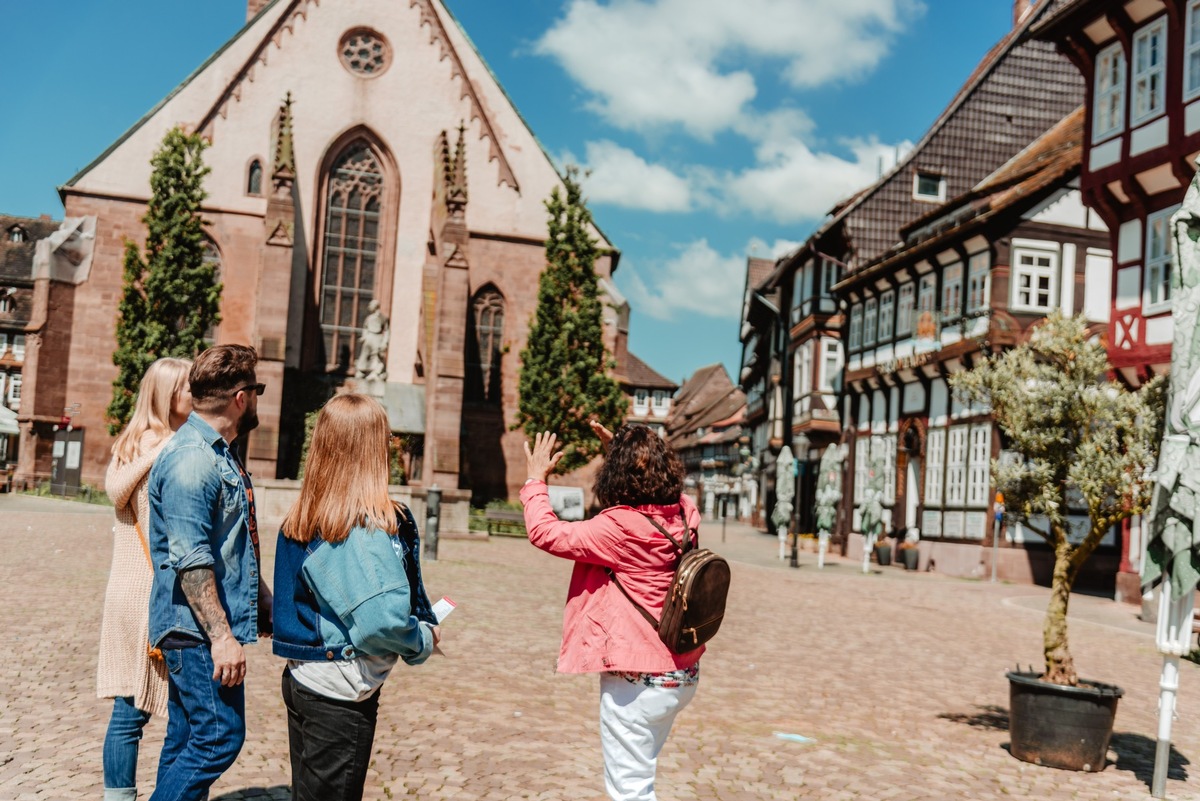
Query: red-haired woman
522 423 704 801
273 394 440 801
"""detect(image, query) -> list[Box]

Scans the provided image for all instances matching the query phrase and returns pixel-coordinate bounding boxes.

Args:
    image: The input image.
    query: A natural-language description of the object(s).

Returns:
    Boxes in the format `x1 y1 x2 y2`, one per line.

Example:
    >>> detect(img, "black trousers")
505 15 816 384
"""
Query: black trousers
281 668 381 801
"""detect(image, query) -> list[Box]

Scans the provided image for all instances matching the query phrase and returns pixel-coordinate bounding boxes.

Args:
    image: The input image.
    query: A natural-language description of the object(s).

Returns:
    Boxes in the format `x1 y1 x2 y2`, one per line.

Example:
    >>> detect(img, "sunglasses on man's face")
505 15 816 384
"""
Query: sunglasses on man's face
234 383 266 397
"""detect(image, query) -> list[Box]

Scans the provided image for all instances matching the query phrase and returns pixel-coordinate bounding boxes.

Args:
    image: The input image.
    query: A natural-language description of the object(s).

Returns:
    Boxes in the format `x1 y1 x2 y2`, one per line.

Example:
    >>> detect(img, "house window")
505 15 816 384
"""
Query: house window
7 373 20 408
820 258 841 296
791 262 810 325
896 282 914 336
925 428 945 505
795 341 813 399
1146 205 1178 312
819 338 842 392
848 303 862 350
652 390 670 411
862 298 877 347
967 424 991 506
247 159 263 196
1094 41 1126 139
7 226 25 243
1012 247 1058 312
1132 18 1167 126
11 335 24 361
916 273 937 340
1188 1 1200 100
854 437 870 505
913 171 945 202
634 388 649 410
877 291 895 343
942 262 963 322
319 140 386 370
467 288 505 403
945 425 968 506
202 240 221 343
967 251 990 314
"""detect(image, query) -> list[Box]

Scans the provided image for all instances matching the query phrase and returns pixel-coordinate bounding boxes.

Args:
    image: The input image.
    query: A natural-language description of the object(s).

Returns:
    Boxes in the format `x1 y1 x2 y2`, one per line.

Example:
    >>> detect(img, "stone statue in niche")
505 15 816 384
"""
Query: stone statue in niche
356 300 389 388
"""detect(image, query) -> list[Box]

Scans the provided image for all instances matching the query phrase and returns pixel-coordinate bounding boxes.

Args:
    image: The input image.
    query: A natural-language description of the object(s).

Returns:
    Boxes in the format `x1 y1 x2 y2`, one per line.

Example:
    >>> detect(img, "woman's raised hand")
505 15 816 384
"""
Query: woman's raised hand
589 419 614 448
524 431 564 482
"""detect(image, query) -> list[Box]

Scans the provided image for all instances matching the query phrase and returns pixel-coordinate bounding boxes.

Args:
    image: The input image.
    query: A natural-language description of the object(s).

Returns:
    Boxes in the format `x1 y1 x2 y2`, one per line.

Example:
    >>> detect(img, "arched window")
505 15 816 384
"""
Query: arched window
246 159 263 196
319 141 385 370
7 226 26 243
202 239 222 343
466 288 505 403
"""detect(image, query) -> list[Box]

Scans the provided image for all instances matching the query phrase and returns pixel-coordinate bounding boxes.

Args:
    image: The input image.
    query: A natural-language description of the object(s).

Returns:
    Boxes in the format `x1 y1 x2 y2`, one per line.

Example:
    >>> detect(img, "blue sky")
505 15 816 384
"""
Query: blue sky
0 0 1025 384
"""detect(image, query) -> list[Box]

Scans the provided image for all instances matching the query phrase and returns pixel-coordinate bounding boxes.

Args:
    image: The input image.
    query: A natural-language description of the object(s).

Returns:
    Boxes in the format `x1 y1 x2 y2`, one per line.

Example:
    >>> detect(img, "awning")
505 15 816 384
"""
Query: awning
0 406 18 436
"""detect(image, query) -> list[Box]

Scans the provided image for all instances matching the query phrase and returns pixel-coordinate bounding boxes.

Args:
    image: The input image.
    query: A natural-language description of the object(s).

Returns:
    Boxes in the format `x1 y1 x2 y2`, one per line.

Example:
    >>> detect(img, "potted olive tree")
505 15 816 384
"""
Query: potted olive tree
950 312 1164 772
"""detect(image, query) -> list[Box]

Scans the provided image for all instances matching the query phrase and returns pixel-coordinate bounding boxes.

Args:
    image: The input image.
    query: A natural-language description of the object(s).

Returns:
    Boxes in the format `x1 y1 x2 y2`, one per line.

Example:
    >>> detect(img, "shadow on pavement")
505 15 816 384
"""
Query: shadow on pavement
937 704 1009 731
211 786 290 800
1109 732 1190 787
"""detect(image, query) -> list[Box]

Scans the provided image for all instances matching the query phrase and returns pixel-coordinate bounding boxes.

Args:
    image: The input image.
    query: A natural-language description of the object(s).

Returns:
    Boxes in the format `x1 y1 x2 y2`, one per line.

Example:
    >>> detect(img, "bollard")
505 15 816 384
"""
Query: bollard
425 484 441 561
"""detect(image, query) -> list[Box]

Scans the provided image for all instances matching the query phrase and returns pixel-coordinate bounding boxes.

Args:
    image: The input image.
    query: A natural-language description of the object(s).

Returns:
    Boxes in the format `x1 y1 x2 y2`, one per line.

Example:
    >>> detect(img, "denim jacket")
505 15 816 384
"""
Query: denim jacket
148 413 261 647
273 506 435 664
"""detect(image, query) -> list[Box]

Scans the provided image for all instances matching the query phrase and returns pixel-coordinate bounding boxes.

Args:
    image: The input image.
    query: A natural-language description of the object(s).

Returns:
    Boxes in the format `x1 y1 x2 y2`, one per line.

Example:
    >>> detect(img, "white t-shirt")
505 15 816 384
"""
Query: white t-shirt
288 654 399 702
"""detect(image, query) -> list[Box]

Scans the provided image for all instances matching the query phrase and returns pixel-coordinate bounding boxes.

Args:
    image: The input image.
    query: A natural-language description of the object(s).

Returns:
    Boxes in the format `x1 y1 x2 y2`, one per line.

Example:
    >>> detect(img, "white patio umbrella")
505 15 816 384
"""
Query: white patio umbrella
1143 162 1200 799
771 445 795 561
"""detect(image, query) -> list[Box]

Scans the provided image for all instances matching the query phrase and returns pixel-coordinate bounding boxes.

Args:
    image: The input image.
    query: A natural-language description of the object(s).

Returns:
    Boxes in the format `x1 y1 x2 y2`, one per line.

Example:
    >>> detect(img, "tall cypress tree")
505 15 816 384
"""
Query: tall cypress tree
517 167 627 472
107 127 222 434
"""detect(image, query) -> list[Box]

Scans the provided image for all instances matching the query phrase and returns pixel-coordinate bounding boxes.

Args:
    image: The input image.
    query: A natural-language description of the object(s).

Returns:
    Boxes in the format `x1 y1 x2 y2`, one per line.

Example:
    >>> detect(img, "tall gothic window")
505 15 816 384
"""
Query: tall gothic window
466 288 505 403
247 159 263 195
202 239 222 343
319 142 384 370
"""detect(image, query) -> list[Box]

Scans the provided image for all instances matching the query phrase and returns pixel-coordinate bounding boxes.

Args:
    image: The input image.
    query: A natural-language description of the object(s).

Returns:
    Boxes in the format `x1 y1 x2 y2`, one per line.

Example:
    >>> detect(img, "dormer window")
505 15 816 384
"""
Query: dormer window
7 226 26 243
913 171 946 202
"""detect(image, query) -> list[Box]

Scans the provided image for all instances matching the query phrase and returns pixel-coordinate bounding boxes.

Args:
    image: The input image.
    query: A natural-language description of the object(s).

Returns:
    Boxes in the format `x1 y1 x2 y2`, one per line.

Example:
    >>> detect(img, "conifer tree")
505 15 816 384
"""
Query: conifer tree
107 128 222 434
517 168 627 472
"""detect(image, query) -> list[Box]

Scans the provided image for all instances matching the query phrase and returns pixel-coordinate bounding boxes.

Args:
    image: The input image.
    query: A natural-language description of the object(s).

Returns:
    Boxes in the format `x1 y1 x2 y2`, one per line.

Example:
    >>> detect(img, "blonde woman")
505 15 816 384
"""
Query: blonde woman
97 357 192 801
273 394 440 801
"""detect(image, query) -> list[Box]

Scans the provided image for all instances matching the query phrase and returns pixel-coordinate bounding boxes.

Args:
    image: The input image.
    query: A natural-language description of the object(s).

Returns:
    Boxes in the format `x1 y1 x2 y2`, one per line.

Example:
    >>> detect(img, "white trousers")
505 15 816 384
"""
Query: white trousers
599 673 697 801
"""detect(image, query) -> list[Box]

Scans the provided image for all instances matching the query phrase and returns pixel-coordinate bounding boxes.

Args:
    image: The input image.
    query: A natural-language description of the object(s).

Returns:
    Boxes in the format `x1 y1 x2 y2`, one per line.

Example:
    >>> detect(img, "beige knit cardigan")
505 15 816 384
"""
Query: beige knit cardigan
96 435 170 717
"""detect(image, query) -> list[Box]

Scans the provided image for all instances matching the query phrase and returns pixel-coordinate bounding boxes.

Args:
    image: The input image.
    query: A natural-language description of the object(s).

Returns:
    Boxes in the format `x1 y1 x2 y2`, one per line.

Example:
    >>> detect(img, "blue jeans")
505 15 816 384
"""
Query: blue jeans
103 696 152 800
149 647 246 801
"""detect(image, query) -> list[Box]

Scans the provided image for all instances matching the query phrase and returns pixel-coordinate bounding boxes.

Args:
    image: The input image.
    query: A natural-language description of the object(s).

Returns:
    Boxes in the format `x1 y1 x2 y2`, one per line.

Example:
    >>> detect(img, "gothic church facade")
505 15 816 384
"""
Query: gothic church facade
16 0 624 499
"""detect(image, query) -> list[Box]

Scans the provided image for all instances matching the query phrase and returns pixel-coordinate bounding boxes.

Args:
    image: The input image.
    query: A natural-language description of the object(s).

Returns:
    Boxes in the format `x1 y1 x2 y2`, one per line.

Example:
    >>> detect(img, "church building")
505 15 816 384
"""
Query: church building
16 0 634 501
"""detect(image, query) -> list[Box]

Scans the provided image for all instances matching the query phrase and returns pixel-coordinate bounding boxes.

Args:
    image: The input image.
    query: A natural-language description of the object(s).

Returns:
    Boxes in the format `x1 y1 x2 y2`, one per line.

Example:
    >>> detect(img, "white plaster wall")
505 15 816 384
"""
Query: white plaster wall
1117 219 1142 264
1083 248 1112 323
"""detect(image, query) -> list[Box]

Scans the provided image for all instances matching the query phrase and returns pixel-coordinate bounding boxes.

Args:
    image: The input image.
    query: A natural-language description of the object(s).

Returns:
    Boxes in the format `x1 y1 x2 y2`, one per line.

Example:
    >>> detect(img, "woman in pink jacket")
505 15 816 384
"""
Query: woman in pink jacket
521 423 703 801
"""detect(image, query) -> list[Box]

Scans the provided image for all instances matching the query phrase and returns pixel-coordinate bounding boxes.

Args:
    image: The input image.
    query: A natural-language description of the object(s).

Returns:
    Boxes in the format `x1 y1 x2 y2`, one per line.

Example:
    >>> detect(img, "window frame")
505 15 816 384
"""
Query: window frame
966 251 990 315
6 372 20 408
925 428 945 506
877 290 895 344
1132 17 1167 127
896 282 914 336
848 303 863 351
1093 40 1126 141
913 171 946 202
819 338 842 393
1144 204 1178 314
1188 1 1200 101
796 340 814 399
1011 246 1059 313
862 297 878 348
942 262 963 322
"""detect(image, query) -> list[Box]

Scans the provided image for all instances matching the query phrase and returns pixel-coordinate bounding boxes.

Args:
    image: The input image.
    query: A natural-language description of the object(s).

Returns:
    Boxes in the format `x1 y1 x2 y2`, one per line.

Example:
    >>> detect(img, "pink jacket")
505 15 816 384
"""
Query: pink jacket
520 480 705 674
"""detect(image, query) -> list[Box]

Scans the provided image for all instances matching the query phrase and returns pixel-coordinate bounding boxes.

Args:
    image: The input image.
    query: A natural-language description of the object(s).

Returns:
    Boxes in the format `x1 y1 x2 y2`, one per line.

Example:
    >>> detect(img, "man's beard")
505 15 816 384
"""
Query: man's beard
237 407 260 437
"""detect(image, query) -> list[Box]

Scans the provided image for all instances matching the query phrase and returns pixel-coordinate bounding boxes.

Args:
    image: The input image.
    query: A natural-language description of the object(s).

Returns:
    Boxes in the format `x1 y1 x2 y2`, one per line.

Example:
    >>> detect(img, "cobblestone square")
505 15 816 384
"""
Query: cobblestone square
2 494 1198 800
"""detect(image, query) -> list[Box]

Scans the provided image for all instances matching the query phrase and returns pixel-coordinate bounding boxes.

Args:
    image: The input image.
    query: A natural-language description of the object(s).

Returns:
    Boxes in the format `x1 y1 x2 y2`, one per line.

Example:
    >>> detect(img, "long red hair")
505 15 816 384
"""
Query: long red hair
282 394 400 543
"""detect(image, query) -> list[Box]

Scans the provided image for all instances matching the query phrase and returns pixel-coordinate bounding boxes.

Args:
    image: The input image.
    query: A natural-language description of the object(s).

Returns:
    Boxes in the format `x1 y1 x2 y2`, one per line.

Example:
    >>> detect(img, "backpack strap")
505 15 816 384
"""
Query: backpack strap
605 507 696 631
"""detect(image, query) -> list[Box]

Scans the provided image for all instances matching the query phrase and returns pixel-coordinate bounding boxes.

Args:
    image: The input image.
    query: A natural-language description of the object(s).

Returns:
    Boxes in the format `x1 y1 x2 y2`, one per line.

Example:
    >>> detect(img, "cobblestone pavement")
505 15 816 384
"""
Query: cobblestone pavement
3 494 1199 800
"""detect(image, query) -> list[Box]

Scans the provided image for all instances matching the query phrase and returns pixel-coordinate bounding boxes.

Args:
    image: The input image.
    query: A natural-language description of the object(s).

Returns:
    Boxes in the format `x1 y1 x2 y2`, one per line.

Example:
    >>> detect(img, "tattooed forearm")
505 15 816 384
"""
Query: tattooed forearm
180 567 233 641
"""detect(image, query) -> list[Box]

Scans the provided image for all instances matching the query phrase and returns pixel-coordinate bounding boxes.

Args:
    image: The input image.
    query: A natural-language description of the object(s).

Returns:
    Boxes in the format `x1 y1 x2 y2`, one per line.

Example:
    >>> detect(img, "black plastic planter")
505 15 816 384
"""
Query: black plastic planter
1006 670 1123 772
874 543 892 567
901 547 919 570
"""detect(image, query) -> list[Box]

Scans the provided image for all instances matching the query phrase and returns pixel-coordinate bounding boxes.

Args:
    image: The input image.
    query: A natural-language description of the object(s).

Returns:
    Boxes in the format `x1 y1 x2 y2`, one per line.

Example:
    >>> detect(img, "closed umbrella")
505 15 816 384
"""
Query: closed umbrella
814 444 844 569
1143 162 1200 800
771 445 795 560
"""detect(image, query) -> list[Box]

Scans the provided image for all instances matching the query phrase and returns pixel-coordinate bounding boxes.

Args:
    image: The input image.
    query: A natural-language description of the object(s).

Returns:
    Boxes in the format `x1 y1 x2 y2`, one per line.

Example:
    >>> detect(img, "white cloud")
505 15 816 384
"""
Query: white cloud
537 0 925 137
625 239 747 320
576 140 693 212
724 135 912 224
748 237 803 259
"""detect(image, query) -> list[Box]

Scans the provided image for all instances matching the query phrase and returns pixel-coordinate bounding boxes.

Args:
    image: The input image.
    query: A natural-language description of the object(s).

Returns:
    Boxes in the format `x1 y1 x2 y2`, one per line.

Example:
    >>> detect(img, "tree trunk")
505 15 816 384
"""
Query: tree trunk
1043 537 1078 686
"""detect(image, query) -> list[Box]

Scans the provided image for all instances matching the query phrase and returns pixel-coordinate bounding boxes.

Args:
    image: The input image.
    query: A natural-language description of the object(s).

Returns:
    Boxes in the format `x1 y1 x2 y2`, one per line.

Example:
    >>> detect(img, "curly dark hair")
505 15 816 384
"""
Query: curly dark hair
593 424 686 507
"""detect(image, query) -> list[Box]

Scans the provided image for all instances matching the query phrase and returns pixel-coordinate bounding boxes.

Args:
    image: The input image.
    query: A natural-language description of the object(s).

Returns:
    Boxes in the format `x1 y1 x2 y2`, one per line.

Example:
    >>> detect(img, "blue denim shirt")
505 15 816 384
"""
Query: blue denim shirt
148 412 260 647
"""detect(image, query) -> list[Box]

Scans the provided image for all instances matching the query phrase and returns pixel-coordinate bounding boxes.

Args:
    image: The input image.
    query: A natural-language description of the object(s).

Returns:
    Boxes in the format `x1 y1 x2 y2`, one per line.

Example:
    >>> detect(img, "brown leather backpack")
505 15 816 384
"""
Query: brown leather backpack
608 512 731 654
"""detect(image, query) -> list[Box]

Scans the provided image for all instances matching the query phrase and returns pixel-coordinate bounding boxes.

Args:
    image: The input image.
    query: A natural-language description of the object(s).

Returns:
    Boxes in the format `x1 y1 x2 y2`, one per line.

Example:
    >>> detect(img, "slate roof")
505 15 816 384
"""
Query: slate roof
746 257 775 295
665 363 745 447
615 350 677 391
842 106 1086 289
0 214 59 282
774 0 1083 284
